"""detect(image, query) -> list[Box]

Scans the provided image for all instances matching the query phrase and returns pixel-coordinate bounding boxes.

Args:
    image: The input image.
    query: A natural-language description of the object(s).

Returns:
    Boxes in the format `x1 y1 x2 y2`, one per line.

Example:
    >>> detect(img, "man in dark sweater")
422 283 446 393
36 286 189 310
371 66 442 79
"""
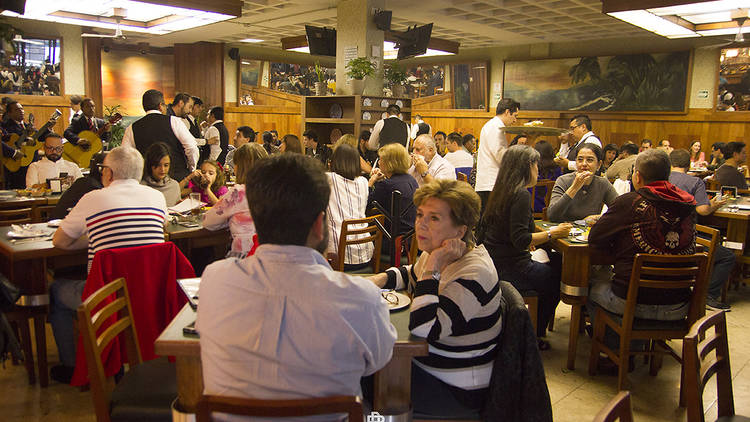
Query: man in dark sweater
588 149 697 321
715 141 747 189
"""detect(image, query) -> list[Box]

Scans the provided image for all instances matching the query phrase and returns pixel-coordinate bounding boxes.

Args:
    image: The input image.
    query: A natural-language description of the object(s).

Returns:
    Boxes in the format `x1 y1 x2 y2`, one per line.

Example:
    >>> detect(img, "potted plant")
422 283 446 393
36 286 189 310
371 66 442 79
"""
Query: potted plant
104 105 125 148
346 57 375 95
384 61 408 97
314 62 327 96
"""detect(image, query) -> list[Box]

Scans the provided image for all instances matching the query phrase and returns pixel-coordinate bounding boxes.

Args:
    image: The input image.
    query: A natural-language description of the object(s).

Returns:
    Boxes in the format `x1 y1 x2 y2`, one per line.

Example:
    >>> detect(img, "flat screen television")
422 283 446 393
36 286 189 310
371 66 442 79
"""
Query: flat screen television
306 25 336 57
397 23 432 60
0 0 25 14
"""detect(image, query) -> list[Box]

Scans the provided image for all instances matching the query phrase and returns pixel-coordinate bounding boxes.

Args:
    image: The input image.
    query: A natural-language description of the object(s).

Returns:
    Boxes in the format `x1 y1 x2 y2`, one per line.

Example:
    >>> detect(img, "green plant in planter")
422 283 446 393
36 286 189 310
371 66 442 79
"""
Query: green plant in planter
104 104 125 148
346 57 376 80
384 61 408 86
314 62 326 84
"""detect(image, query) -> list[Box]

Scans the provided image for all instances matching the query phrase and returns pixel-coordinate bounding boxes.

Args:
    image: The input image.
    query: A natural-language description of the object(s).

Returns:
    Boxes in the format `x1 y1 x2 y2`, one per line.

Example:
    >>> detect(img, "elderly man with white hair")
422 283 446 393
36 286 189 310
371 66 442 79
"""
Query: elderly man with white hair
48 145 168 384
408 134 457 186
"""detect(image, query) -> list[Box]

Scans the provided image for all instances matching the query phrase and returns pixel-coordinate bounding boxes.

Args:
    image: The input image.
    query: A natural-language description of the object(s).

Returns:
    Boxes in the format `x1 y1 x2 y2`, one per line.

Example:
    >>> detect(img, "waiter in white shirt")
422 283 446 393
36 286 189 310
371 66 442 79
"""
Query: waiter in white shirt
475 98 520 211
554 114 601 172
26 133 82 188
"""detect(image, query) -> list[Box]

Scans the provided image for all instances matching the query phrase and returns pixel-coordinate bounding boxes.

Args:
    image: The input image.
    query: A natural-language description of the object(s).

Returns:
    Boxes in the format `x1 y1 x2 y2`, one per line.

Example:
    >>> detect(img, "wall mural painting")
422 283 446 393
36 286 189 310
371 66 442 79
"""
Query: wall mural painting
503 51 691 112
239 58 262 105
101 49 175 116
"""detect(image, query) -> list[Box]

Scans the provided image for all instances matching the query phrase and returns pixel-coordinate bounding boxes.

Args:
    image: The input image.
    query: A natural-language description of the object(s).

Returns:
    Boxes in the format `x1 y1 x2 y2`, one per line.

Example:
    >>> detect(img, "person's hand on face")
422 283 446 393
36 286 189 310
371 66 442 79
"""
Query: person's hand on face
412 153 428 174
426 238 467 272
572 170 594 190
368 168 384 186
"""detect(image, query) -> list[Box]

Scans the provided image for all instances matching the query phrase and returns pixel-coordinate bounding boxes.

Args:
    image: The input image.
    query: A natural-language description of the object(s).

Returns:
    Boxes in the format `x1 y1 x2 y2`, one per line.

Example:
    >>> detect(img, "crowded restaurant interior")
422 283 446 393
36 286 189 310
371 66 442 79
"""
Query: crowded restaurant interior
3 0 750 421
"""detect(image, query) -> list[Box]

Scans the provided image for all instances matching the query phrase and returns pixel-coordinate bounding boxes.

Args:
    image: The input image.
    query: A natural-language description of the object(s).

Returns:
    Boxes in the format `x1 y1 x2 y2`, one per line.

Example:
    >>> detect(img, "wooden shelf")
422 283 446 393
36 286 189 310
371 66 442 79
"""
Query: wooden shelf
305 118 355 124
361 106 411 112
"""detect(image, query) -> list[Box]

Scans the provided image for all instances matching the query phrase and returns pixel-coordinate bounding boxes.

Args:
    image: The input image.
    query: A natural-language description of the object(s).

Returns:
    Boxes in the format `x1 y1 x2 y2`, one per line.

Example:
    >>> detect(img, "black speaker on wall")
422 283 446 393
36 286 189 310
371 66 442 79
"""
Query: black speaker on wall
228 48 239 61
0 0 25 14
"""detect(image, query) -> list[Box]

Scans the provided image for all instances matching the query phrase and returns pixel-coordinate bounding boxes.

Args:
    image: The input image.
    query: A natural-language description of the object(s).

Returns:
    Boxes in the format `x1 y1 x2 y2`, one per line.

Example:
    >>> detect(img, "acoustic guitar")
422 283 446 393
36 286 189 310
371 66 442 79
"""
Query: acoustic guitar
62 113 122 168
1 109 63 173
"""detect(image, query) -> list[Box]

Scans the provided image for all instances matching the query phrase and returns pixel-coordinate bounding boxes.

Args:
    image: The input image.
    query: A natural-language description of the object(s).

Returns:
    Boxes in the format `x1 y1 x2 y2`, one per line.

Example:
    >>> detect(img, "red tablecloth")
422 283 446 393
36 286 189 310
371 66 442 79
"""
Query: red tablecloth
71 242 194 386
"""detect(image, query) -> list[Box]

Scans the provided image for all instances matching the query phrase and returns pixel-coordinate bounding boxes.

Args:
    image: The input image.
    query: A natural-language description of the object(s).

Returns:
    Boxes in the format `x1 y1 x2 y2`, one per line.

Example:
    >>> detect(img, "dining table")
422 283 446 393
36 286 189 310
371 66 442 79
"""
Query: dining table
704 196 750 251
164 221 231 261
155 301 428 418
0 191 62 221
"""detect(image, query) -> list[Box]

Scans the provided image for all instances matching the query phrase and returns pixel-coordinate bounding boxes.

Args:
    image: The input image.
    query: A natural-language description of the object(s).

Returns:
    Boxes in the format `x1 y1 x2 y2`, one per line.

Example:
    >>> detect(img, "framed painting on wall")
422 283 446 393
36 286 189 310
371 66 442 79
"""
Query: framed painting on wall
238 58 263 105
503 51 691 112
268 61 333 96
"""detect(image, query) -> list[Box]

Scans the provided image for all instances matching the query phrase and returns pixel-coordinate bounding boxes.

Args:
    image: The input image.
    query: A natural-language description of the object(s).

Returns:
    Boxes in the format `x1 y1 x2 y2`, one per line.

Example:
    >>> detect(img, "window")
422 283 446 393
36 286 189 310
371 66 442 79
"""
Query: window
2 37 62 96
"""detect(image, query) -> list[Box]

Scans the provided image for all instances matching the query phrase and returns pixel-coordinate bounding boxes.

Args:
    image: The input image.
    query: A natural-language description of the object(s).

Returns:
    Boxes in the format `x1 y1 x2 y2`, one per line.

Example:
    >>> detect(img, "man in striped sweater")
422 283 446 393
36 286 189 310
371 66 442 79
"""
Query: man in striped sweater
49 146 168 383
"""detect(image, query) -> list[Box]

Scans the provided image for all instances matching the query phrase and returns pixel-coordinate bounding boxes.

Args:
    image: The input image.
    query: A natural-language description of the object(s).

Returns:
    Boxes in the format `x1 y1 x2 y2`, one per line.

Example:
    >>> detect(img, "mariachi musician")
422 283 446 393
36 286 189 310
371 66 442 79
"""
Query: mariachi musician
63 98 111 150
1 101 51 189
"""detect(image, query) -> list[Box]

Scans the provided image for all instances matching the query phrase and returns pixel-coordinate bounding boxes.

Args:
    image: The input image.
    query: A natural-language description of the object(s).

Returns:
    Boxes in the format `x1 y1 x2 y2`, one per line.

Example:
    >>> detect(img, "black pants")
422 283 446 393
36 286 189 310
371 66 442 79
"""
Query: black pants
4 166 27 189
499 255 562 337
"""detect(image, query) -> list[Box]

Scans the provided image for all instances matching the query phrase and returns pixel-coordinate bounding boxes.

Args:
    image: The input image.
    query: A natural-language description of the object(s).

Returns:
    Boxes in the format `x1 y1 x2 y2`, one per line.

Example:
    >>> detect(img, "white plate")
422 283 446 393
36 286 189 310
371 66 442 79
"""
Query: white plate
363 98 372 107
395 100 403 107
571 234 588 243
47 219 62 227
380 99 390 107
569 228 584 236
381 291 411 312
362 111 371 121
7 230 50 239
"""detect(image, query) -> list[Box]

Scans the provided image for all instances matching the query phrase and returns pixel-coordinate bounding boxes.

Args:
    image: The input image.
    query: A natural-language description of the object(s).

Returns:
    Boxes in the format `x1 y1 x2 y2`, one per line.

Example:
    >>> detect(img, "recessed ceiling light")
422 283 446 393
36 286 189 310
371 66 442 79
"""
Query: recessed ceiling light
240 38 263 43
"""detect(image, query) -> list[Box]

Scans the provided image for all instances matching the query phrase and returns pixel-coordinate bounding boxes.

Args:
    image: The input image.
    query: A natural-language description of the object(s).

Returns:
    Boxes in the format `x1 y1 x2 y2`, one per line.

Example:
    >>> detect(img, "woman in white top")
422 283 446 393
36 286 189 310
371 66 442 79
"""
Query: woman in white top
326 144 373 270
203 143 268 257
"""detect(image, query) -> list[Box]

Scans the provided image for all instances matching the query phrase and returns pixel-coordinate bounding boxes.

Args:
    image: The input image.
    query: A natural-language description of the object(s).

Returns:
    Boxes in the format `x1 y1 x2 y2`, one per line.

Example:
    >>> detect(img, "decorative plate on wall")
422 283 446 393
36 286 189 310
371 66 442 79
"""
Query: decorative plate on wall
363 98 372 107
395 100 403 108
362 112 372 121
329 103 343 118
380 99 389 108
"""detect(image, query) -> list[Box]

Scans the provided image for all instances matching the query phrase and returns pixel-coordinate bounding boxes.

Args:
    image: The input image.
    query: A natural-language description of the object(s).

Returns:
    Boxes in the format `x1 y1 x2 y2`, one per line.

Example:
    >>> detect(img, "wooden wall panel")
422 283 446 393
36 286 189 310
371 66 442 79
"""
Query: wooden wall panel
3 95 72 136
174 42 225 108
245 87 302 108
224 104 302 141
83 38 103 116
412 93 453 110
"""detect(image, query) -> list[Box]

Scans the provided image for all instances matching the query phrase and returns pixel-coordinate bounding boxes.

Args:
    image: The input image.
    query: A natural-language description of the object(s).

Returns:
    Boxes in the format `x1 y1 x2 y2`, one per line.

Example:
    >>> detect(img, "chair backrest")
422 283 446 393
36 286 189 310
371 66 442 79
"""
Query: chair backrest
623 253 709 331
335 214 384 273
196 394 363 422
683 310 734 422
0 207 33 225
531 180 555 219
592 391 633 422
77 278 142 422
695 224 719 268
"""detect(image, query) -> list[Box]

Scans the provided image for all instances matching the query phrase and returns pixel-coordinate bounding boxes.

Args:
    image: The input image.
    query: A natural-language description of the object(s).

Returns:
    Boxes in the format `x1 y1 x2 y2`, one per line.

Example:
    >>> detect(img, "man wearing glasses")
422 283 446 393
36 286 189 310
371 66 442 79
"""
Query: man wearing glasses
555 114 602 172
25 133 82 188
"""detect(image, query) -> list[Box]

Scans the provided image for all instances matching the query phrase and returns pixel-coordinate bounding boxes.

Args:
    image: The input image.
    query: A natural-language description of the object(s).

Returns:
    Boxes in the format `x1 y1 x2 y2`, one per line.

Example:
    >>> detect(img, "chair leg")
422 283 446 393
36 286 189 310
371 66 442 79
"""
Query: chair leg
588 316 606 376
547 305 556 332
33 314 48 387
16 317 36 384
617 336 630 391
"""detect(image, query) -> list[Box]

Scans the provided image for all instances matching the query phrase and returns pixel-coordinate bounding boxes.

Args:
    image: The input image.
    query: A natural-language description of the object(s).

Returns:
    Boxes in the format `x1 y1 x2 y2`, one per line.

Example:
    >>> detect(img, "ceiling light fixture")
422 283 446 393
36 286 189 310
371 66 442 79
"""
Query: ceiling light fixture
240 38 263 43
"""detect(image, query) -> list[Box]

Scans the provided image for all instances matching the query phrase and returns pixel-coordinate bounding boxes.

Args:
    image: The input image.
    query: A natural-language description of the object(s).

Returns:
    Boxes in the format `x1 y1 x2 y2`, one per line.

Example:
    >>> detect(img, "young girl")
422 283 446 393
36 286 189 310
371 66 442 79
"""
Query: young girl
142 142 181 206
180 160 228 205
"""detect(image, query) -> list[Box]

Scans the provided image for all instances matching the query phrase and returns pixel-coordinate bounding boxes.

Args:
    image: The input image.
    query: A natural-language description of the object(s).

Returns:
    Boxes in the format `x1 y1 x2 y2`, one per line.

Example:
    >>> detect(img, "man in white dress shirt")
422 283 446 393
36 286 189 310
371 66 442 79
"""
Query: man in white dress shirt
554 114 602 172
367 104 410 150
196 153 396 407
475 98 520 211
443 132 474 169
408 134 456 186
410 114 430 141
26 133 82 188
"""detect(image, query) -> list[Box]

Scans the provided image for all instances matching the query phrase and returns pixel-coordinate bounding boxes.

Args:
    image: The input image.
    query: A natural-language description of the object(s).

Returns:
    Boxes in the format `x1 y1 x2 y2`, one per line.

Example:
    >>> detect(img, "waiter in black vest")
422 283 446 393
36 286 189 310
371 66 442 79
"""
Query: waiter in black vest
204 106 229 165
554 114 602 173
367 104 409 151
121 89 198 181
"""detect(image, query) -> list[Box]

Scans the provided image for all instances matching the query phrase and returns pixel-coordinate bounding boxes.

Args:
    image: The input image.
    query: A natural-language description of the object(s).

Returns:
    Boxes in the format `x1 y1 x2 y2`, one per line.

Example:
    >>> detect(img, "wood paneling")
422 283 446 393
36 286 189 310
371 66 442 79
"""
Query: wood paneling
83 38 103 116
224 104 302 139
174 42 225 108
246 87 302 108
412 93 453 110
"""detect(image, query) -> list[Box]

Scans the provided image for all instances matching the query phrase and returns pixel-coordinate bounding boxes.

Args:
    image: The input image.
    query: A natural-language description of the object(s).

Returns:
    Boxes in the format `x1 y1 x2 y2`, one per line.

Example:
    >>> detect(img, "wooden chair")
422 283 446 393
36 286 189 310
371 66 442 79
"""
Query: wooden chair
592 391 633 422
683 310 749 422
531 180 556 219
196 395 362 422
33 204 57 222
695 224 727 302
588 253 710 392
333 214 384 273
523 294 539 334
0 207 33 225
78 278 176 422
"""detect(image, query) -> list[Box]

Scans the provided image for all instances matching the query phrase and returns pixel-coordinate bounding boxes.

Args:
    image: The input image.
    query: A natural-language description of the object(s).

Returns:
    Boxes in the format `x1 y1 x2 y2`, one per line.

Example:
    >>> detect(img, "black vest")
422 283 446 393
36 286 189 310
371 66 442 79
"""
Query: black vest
380 116 408 147
131 113 191 181
214 121 230 165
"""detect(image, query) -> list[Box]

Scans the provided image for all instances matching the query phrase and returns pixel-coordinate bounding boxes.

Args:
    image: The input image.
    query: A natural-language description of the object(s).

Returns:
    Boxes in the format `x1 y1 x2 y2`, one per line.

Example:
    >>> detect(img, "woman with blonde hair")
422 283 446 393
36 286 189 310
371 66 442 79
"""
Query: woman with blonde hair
203 143 268 257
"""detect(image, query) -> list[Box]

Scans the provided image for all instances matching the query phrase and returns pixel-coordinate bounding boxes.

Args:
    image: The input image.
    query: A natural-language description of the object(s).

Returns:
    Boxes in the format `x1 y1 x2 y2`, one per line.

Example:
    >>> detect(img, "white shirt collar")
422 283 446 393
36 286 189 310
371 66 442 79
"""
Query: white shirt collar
146 110 162 115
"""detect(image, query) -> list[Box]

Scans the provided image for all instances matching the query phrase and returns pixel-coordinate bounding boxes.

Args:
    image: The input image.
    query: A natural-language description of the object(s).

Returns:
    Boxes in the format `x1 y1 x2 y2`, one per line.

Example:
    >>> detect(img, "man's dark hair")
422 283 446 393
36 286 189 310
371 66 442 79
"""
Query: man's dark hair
359 130 370 141
724 141 746 158
142 89 164 112
42 132 63 143
88 152 107 183
270 130 278 136
246 154 330 245
208 106 224 120
712 141 725 151
510 134 526 146
303 129 318 143
659 139 670 146
237 126 255 141
262 131 273 144
641 138 652 147
447 132 463 145
495 98 520 115
669 149 691 169
570 114 592 132
621 143 640 156
386 104 400 115
416 122 430 137
635 149 671 184
191 96 203 106
81 98 94 108
172 92 191 106
435 131 446 139
69 95 83 106
462 133 475 145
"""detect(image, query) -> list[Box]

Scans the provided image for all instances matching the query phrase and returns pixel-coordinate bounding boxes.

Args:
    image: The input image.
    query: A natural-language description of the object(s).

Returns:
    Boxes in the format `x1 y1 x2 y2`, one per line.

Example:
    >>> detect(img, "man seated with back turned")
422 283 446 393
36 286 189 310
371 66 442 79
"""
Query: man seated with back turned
196 154 396 413
49 146 168 384
669 149 734 310
715 141 747 189
26 132 82 188
588 149 697 328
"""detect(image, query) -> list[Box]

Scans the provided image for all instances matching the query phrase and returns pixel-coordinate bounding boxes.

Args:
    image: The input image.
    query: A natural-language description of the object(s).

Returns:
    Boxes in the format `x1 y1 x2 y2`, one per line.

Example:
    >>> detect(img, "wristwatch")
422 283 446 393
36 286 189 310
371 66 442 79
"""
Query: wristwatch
547 230 552 240
423 269 441 280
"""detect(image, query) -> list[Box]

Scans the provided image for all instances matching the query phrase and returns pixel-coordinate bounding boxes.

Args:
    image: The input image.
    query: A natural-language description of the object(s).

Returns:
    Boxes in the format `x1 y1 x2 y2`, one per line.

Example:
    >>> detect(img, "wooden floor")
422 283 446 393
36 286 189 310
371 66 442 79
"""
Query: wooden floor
3 286 750 421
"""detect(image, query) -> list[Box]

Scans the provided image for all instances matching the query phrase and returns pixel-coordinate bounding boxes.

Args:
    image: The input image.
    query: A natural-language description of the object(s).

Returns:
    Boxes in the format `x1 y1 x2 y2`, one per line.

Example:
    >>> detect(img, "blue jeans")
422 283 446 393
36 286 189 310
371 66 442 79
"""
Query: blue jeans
49 278 85 367
708 245 735 299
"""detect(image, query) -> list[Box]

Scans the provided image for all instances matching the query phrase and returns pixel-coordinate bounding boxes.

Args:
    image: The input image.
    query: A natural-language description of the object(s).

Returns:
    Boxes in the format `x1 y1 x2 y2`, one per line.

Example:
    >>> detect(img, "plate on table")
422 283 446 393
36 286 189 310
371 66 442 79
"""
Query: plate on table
570 234 589 243
381 290 411 311
7 224 50 238
569 228 584 237
47 219 62 228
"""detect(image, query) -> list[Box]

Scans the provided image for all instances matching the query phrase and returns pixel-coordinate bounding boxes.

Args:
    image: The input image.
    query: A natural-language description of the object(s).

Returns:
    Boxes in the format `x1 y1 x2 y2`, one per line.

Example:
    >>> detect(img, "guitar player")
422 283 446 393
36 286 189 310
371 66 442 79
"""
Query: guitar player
63 98 111 150
1 101 51 189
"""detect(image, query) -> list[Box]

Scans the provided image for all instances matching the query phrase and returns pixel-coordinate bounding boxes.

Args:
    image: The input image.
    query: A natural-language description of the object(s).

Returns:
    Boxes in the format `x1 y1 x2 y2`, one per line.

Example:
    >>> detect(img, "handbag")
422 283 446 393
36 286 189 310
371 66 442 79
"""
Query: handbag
0 276 20 312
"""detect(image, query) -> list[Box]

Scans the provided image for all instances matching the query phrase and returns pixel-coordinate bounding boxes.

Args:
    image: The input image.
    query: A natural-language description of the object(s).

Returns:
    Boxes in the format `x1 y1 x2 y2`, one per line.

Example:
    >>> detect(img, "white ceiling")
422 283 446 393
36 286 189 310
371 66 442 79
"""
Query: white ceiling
97 0 659 50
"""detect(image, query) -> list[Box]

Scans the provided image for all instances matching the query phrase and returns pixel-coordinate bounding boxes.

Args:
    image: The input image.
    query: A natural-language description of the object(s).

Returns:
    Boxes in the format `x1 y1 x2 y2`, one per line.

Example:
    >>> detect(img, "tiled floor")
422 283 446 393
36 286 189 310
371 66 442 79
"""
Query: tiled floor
2 286 750 422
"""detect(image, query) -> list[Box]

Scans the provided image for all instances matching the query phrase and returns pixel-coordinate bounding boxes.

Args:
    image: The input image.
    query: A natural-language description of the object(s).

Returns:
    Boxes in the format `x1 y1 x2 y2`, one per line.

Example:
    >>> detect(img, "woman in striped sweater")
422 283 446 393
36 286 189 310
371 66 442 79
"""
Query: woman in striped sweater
369 179 501 417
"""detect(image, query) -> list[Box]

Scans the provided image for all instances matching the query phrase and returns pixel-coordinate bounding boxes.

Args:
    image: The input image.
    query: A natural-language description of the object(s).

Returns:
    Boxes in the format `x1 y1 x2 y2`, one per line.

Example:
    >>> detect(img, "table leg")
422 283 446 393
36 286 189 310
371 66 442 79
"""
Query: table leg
173 355 203 414
567 304 581 370
373 355 413 416
33 313 48 387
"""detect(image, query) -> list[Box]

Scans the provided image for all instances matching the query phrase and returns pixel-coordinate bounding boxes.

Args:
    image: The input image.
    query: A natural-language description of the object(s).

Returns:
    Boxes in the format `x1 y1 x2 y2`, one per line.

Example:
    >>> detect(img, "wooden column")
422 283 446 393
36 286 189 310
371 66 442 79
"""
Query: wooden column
82 38 103 116
174 42 225 108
